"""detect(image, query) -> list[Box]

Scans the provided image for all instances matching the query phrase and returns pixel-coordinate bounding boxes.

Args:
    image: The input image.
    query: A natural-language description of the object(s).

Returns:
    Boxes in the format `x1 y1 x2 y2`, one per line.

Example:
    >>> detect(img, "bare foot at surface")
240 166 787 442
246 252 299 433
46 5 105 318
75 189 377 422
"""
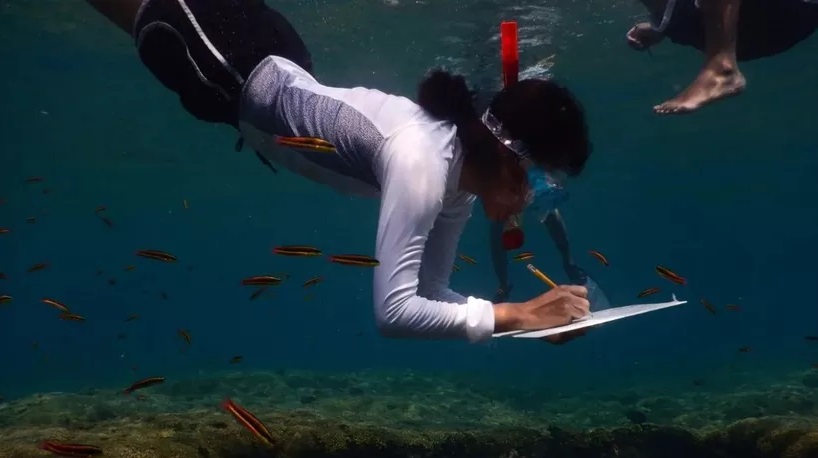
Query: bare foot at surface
654 65 746 115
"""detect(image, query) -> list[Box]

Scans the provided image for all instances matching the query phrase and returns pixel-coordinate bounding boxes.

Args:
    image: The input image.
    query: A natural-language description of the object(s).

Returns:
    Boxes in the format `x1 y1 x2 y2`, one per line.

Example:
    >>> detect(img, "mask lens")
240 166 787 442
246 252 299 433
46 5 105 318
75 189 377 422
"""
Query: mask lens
526 167 568 212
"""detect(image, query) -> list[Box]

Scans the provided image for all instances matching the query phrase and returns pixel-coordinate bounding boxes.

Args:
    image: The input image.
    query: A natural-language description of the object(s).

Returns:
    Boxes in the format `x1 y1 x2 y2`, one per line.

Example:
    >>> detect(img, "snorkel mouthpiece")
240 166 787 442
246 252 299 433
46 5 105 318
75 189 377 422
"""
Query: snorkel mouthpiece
501 227 525 250
501 213 524 250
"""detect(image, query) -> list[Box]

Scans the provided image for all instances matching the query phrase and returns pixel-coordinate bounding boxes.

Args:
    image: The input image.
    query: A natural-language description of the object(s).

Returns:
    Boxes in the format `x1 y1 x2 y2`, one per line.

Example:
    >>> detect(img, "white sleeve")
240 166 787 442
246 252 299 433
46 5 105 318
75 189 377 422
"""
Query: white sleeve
417 191 475 304
372 123 495 343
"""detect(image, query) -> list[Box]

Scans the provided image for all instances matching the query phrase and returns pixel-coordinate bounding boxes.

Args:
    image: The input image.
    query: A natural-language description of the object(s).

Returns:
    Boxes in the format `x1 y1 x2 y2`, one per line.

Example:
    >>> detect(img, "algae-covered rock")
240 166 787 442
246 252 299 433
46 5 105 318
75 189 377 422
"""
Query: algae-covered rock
0 369 816 457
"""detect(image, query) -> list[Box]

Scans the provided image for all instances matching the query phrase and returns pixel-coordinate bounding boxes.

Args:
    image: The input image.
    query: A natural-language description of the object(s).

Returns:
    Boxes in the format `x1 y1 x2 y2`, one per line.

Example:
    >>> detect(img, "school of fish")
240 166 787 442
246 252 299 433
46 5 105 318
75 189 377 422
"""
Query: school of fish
1 175 816 455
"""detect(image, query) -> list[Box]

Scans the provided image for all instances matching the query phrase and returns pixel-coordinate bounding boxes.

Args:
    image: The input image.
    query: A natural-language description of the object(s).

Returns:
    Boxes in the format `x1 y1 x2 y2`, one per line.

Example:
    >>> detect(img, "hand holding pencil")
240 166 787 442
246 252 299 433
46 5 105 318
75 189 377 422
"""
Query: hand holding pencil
492 263 591 335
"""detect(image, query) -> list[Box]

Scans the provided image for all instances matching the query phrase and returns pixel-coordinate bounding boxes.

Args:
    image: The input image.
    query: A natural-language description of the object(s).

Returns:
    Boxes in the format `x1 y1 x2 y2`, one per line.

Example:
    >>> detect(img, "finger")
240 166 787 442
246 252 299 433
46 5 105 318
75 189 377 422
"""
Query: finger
574 297 591 314
560 284 588 298
565 297 590 317
569 306 587 320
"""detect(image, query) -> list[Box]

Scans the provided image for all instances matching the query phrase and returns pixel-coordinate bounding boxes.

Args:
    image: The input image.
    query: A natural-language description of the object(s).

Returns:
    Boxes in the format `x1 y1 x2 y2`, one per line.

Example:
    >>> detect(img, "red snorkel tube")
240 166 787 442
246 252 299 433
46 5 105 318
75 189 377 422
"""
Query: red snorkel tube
499 21 525 251
501 21 519 87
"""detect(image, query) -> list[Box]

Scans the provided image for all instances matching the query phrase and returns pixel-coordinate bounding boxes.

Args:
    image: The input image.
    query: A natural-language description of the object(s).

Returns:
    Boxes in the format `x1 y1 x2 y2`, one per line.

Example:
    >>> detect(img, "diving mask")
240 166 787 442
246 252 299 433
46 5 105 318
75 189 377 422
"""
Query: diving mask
525 167 569 221
500 173 568 250
482 106 570 249
481 108 569 217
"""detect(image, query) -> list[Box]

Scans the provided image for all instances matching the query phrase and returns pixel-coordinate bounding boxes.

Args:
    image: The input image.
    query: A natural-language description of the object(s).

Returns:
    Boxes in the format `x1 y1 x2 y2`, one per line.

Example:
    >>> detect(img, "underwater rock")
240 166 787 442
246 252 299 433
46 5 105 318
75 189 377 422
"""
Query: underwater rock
801 372 818 389
0 369 816 457
625 409 648 424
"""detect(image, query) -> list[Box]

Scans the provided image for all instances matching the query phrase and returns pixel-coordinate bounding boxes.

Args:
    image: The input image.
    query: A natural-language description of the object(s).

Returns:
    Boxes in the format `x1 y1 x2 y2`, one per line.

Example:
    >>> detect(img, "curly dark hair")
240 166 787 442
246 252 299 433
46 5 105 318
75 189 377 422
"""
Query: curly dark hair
417 69 590 177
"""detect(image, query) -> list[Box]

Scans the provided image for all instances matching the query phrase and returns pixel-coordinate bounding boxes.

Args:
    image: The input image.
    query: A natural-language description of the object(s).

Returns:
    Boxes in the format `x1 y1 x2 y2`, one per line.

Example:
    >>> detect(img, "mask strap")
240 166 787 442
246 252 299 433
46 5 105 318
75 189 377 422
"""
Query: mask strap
481 108 531 160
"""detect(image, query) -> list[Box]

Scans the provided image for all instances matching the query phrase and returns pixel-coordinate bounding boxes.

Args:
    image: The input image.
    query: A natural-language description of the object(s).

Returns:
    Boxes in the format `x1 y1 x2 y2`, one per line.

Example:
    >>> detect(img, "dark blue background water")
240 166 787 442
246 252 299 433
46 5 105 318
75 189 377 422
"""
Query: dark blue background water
1 0 817 401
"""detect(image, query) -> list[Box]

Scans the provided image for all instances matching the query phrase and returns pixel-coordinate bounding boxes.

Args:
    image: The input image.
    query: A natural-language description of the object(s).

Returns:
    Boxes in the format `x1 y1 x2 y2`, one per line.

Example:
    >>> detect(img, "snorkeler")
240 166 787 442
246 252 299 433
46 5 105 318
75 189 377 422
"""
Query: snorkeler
83 0 593 344
627 0 818 114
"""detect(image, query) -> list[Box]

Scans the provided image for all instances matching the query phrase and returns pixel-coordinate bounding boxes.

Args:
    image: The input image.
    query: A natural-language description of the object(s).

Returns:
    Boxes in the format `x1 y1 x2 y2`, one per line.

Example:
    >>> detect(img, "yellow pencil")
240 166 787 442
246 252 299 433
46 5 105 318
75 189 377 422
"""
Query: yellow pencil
526 263 558 289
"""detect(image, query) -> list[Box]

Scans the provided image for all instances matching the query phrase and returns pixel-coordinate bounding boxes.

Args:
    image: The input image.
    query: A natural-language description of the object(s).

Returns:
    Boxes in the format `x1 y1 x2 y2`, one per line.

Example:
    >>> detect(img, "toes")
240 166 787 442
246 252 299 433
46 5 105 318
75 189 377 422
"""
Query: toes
654 101 694 115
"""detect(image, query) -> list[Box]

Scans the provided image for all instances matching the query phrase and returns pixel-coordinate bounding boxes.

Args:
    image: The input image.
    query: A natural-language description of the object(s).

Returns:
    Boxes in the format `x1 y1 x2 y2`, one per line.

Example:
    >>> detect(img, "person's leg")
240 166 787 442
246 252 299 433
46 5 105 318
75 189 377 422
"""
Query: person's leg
85 0 143 36
82 0 314 128
654 0 745 114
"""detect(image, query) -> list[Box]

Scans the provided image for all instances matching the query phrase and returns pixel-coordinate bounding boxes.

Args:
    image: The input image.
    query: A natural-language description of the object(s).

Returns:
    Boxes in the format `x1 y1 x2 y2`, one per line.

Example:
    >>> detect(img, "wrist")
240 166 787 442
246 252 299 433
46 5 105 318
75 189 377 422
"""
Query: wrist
492 302 521 332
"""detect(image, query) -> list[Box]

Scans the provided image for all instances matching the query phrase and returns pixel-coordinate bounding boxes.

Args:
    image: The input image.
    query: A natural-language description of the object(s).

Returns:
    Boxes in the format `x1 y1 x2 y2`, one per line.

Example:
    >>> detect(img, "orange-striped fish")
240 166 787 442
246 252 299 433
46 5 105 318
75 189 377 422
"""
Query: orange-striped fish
27 262 49 272
277 136 335 149
39 441 102 457
124 265 135 272
241 275 281 287
42 298 70 313
655 265 686 285
136 249 177 262
272 245 322 257
229 356 243 364
25 217 36 224
125 313 139 322
178 329 192 345
25 176 44 184
302 276 322 288
99 216 114 228
452 264 460 272
700 299 717 315
637 288 660 298
59 313 85 321
457 254 477 265
329 254 380 267
276 136 336 153
588 250 609 266
94 205 106 214
221 398 275 446
123 376 165 395
0 295 12 305
513 252 534 261
726 304 741 312
0 228 9 234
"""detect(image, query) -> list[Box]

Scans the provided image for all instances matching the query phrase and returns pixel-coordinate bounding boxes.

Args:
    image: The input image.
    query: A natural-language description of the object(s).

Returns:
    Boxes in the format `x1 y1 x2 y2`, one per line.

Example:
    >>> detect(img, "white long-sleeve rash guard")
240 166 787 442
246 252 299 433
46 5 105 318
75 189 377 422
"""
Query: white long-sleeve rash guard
238 56 496 342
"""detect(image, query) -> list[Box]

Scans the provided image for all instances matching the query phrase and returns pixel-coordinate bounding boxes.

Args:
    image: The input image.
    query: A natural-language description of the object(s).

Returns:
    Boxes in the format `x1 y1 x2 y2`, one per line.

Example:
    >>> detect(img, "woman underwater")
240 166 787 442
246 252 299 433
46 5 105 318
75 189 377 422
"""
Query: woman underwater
84 0 594 344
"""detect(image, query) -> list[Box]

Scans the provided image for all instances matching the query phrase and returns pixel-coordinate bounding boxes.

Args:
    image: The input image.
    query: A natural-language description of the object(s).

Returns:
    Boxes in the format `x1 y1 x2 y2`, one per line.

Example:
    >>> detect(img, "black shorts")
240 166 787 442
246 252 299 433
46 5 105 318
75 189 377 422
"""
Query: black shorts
663 0 818 61
133 0 313 126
